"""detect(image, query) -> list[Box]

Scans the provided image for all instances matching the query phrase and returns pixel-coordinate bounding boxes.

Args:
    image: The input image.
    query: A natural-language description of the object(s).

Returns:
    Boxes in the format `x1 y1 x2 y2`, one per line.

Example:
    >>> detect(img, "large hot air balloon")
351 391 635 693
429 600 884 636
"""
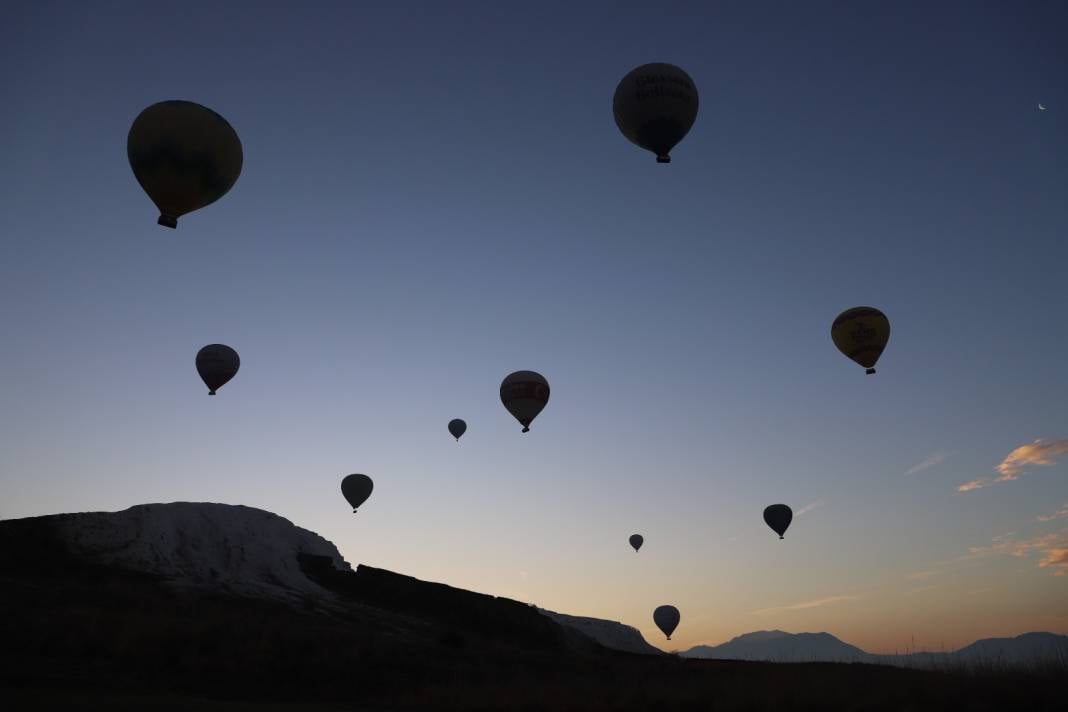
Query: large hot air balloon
448 418 467 441
653 605 680 640
629 534 644 552
831 307 890 375
195 344 239 395
128 100 243 228
341 474 374 513
763 504 793 539
613 63 699 163
500 371 549 433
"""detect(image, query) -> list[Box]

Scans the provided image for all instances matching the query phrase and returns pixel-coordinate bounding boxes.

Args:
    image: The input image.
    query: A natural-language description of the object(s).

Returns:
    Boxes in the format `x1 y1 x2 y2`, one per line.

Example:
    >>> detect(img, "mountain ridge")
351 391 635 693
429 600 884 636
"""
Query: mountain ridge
2 503 1063 668
683 629 1068 665
1 502 1064 709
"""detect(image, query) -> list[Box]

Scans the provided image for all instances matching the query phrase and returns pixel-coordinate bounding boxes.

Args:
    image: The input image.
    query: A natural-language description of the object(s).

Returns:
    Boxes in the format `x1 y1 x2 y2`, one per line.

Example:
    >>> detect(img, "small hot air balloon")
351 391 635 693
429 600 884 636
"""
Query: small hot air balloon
500 371 549 433
653 605 680 640
341 474 374 513
128 100 243 228
629 534 644 552
613 63 699 163
195 344 239 395
763 504 793 539
448 418 467 441
831 307 890 375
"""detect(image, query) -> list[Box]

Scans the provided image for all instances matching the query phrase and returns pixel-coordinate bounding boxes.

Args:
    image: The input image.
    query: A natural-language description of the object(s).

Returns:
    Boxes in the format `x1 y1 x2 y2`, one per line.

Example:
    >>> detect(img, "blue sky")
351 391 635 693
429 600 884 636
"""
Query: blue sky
1 0 1066 651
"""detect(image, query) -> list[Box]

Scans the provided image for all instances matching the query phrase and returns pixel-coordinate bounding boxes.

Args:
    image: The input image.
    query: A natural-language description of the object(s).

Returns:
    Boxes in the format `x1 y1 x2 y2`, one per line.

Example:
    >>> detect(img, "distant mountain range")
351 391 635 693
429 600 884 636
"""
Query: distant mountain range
683 629 1068 666
686 630 867 662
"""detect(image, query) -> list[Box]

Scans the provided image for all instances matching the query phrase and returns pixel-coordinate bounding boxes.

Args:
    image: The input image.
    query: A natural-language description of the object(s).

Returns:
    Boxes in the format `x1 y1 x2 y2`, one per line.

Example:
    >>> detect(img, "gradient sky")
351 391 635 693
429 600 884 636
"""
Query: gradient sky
2 0 1066 654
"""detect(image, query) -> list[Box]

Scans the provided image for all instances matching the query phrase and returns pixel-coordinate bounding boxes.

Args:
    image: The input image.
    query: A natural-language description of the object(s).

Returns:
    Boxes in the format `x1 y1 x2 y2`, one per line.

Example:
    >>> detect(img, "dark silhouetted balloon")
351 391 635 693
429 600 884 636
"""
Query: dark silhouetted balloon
831 307 890 375
763 504 793 539
653 605 680 640
613 63 699 163
341 474 373 513
629 534 644 552
128 100 243 228
195 344 239 395
500 371 549 433
448 418 467 441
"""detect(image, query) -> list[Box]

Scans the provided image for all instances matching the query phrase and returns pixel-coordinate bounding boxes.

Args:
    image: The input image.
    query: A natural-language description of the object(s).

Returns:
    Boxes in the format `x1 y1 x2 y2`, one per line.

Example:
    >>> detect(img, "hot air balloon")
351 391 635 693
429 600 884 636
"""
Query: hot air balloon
831 307 890 375
500 371 549 433
195 344 239 395
341 474 374 513
128 100 243 228
613 63 699 163
763 504 793 539
629 534 644 552
448 419 467 441
653 605 680 640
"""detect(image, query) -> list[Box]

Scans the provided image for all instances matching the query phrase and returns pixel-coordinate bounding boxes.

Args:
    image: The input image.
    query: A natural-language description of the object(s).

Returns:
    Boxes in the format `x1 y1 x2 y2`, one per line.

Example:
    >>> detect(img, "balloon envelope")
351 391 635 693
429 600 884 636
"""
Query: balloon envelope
500 371 549 432
763 504 793 539
195 344 239 395
629 534 644 552
448 418 467 441
613 63 699 163
341 474 374 512
831 307 890 374
128 100 243 228
653 605 680 640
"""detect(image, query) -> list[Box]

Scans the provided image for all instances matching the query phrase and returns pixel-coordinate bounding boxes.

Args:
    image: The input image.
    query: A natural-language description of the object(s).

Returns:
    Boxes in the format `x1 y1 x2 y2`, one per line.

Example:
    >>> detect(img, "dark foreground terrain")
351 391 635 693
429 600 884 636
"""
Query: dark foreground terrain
1 515 1063 712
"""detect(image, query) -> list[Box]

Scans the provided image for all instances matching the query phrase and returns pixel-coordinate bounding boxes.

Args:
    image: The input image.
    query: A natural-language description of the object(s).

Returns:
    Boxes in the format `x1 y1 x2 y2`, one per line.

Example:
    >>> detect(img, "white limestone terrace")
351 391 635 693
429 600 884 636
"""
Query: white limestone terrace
28 501 669 655
538 609 662 655
49 502 351 599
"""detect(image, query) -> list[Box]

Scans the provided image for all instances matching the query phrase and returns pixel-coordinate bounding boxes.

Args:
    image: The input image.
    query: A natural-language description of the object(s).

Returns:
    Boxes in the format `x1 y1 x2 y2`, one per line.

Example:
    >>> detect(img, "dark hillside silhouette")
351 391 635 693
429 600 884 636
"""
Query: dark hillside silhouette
1 505 1064 710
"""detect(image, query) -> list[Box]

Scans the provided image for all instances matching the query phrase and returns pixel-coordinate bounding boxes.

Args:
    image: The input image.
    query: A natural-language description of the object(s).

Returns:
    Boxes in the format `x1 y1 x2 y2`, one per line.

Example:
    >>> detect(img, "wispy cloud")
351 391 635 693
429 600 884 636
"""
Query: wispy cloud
905 570 938 581
1037 503 1068 522
1038 549 1068 576
907 586 937 595
796 500 824 517
996 439 1068 481
906 451 949 475
964 529 1068 576
752 595 857 616
958 438 1068 493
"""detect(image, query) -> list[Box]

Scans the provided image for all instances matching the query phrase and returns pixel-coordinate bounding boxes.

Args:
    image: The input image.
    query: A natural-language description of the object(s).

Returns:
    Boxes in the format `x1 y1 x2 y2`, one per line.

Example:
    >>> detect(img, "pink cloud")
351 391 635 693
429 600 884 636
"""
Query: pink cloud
966 529 1068 576
958 438 1068 493
995 439 1068 481
1038 548 1068 576
1037 503 1068 522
